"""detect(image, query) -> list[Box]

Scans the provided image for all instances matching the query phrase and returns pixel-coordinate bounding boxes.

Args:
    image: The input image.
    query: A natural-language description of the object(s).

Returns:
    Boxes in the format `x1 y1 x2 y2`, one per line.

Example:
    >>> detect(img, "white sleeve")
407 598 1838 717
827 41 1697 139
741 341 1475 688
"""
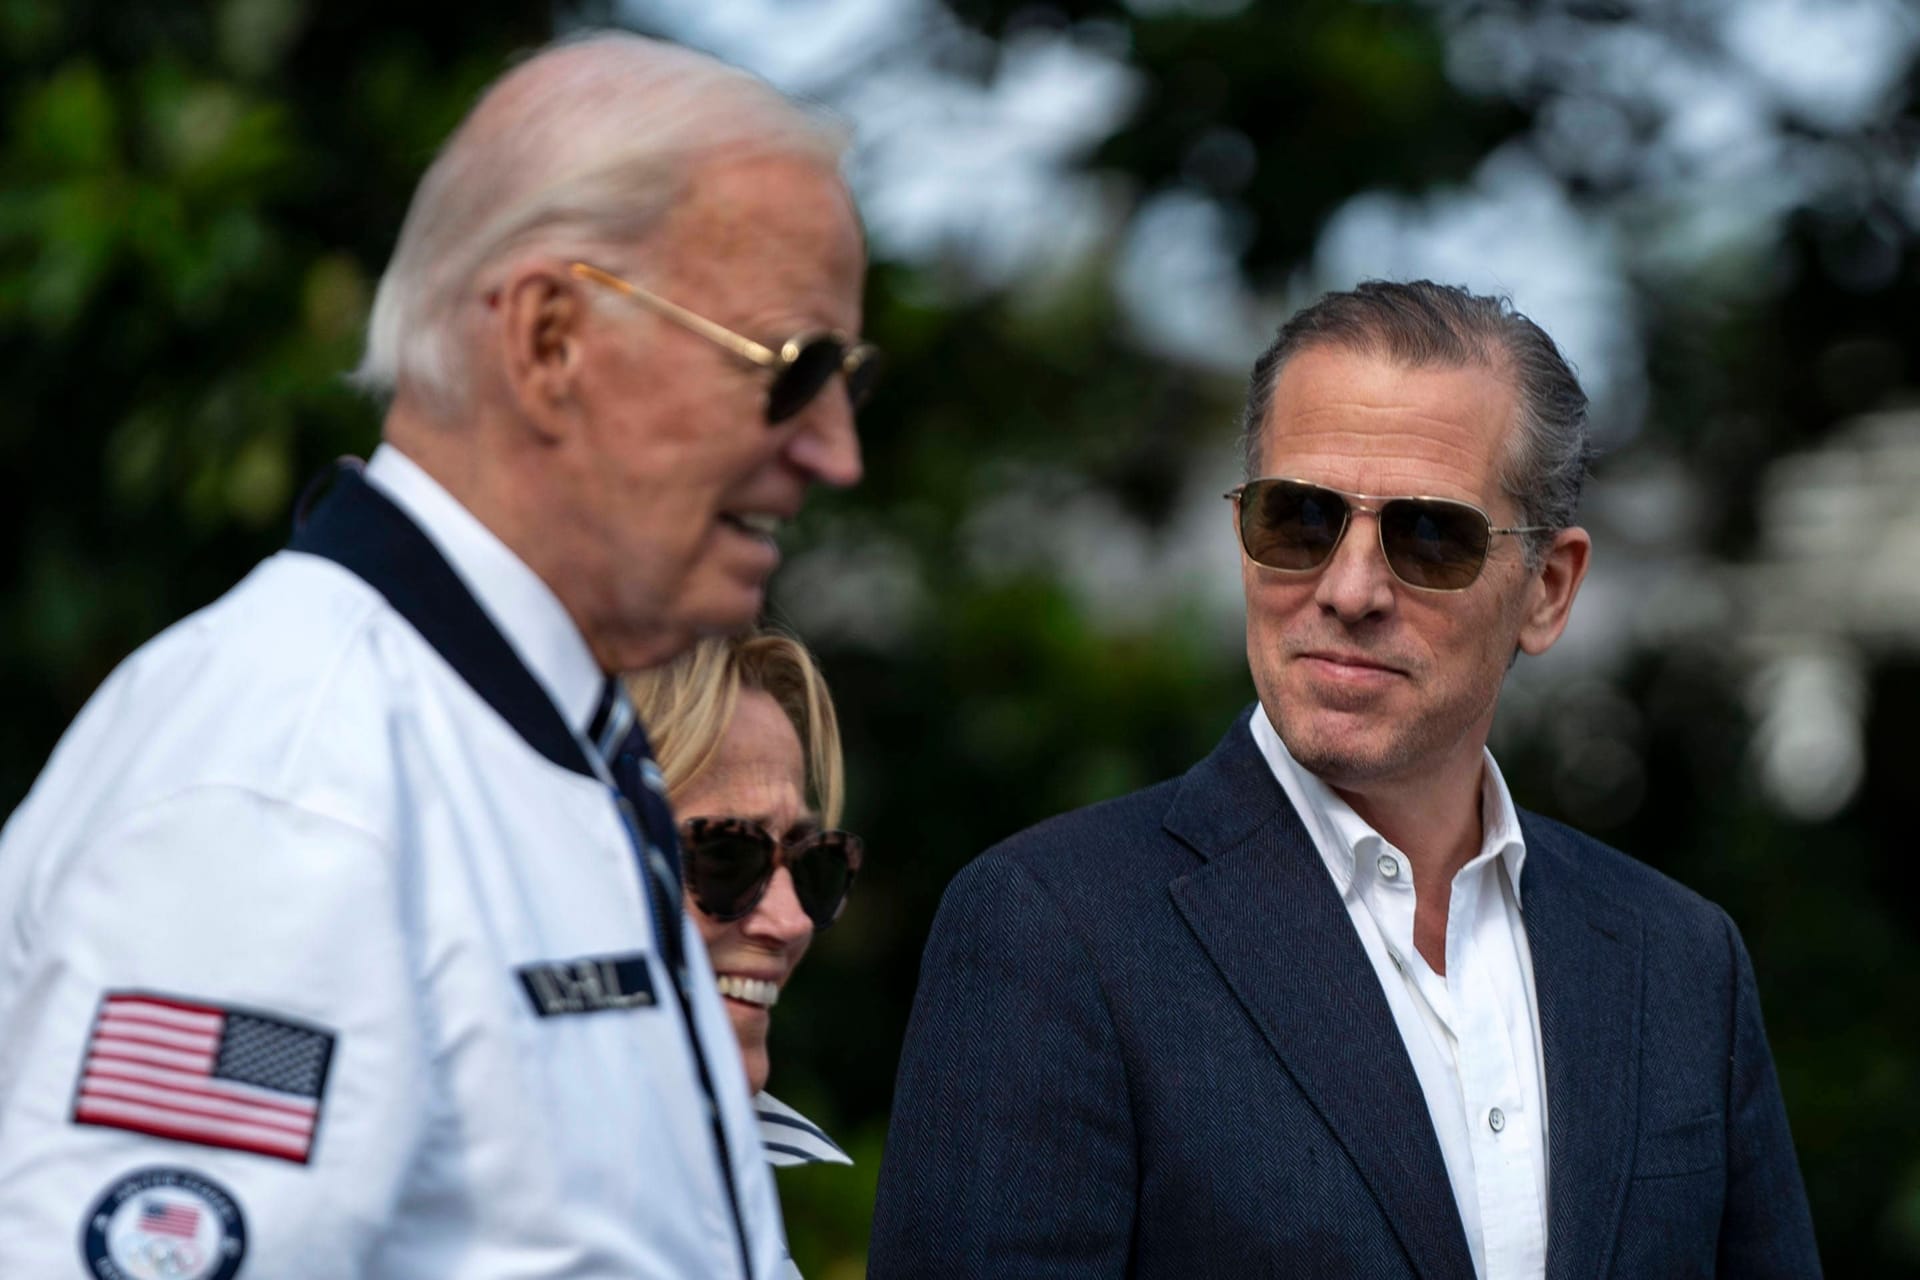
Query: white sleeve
0 783 426 1279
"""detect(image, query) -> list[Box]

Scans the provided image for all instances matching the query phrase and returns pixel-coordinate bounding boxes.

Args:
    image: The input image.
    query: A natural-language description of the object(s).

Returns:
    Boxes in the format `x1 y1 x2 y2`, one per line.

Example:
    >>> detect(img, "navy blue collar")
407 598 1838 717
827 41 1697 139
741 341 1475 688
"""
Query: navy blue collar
288 463 598 779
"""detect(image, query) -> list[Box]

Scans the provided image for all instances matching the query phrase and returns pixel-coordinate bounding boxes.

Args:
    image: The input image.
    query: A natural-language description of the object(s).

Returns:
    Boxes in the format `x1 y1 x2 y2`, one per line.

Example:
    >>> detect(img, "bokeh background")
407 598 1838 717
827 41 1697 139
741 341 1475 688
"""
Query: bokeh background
4 0 1917 1273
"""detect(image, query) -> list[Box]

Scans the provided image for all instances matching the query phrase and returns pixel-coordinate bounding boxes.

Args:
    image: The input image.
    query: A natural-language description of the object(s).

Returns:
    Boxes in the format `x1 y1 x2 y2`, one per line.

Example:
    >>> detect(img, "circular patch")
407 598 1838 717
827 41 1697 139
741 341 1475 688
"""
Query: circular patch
81 1166 247 1280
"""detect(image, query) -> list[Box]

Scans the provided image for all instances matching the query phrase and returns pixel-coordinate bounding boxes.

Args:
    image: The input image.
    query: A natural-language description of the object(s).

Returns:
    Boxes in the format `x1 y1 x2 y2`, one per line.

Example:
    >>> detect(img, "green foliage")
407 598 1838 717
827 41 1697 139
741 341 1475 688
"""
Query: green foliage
0 0 549 786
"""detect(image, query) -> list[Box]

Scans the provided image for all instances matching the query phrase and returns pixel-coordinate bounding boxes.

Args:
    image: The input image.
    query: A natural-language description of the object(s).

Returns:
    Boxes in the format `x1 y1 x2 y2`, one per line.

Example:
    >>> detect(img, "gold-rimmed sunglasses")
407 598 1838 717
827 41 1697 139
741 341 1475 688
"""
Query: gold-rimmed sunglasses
1226 477 1551 592
569 262 880 424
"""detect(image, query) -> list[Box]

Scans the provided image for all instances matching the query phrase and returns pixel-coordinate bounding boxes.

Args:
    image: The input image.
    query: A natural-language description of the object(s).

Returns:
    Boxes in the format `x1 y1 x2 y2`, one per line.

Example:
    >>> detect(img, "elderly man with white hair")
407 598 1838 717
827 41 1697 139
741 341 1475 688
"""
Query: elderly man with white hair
0 31 873 1280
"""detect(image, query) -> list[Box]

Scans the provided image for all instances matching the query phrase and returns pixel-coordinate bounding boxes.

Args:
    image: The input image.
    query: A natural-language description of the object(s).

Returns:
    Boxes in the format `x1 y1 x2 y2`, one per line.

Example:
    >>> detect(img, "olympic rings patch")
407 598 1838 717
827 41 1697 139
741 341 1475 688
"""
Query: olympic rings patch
81 1166 247 1280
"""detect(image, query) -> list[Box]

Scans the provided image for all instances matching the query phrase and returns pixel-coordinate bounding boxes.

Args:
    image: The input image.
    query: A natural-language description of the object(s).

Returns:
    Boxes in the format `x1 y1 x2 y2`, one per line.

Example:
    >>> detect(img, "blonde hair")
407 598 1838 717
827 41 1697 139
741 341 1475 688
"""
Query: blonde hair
624 628 846 827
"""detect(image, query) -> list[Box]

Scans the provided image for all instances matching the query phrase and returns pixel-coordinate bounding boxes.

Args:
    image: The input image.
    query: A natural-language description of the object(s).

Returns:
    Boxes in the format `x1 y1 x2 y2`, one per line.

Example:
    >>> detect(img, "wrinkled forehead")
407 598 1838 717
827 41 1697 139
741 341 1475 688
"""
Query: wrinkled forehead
645 153 865 312
1257 345 1524 499
648 148 854 245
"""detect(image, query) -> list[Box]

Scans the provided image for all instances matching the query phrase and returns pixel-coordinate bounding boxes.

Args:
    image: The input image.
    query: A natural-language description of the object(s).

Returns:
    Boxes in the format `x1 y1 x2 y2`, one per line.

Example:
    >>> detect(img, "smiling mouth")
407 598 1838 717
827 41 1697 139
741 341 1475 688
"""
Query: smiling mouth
715 974 780 1008
719 512 783 540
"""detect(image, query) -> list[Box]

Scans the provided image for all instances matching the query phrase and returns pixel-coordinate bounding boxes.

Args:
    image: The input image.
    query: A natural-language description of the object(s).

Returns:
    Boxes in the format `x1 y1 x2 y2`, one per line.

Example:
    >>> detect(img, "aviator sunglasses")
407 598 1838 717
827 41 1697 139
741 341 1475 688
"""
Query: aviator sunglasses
569 262 881 424
1226 477 1551 592
678 816 864 931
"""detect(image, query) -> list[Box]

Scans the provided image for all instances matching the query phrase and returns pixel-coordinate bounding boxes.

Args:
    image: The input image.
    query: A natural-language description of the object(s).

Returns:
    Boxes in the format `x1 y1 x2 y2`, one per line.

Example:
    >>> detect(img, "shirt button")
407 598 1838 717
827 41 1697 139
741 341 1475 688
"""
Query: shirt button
1488 1107 1506 1134
1377 854 1400 881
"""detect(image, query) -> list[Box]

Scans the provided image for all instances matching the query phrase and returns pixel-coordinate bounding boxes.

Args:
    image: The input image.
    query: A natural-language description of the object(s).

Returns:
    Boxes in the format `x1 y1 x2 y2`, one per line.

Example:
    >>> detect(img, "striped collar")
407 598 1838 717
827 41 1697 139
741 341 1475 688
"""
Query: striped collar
755 1093 851 1168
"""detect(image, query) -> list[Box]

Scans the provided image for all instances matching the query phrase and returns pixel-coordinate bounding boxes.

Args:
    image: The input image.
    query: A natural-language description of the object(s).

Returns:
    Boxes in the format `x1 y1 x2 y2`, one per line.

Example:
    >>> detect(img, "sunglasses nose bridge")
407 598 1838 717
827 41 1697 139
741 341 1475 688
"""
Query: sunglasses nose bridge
767 334 875 427
1343 501 1395 567
740 864 815 941
1310 499 1407 606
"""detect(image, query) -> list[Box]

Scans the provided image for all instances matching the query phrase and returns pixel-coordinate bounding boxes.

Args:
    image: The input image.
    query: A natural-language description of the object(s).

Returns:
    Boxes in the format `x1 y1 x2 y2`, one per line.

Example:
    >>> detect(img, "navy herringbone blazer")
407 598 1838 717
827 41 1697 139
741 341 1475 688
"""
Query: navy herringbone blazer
871 710 1819 1278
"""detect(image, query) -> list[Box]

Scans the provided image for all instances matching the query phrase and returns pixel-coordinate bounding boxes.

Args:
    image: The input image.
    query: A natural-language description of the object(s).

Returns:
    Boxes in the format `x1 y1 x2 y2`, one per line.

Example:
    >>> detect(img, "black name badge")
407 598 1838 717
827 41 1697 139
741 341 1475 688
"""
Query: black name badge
516 953 658 1018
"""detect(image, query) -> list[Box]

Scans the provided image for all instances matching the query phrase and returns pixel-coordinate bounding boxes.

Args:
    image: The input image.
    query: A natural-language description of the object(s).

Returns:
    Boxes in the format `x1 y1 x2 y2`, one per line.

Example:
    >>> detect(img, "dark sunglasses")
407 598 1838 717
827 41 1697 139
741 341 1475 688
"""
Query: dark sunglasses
570 262 881 424
1226 477 1551 592
678 816 864 931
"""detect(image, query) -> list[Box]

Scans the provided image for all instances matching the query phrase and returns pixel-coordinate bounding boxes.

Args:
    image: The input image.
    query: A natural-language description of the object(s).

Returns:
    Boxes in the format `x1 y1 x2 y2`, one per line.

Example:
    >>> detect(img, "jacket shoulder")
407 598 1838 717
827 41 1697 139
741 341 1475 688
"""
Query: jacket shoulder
1519 808 1734 943
123 551 415 766
11 553 433 843
956 714 1279 920
981 776 1188 884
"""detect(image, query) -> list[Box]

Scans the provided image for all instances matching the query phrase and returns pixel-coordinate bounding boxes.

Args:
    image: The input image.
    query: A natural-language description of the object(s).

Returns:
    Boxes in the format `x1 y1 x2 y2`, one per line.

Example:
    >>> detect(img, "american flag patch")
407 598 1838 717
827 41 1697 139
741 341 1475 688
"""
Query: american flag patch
72 992 335 1164
140 1197 201 1237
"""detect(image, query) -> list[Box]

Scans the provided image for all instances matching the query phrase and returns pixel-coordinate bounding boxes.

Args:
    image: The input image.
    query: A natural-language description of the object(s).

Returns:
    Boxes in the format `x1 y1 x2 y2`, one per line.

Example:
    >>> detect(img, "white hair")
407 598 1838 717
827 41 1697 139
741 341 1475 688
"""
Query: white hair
350 30 850 417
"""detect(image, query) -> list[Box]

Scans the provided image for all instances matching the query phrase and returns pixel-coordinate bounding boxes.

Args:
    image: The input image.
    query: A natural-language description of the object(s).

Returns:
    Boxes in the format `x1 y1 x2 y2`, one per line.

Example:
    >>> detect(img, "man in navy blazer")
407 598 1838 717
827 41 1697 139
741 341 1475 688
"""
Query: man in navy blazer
871 281 1819 1278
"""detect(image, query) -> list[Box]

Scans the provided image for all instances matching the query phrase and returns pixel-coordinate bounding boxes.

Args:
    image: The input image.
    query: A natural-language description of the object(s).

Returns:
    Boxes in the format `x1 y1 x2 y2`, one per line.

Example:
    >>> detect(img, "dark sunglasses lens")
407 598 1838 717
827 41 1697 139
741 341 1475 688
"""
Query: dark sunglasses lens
765 338 848 424
1242 481 1348 571
843 347 881 410
1380 499 1490 590
786 833 857 930
683 827 776 921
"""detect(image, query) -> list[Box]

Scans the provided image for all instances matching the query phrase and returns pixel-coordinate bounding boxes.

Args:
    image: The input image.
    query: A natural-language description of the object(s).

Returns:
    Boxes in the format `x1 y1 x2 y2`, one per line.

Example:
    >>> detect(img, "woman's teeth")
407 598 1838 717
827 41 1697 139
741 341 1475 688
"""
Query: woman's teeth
715 975 780 1008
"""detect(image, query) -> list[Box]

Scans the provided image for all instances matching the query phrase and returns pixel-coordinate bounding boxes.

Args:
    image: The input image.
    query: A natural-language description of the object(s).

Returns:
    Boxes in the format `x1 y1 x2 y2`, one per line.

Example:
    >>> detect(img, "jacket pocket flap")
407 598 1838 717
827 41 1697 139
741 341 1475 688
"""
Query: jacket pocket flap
1633 1112 1724 1178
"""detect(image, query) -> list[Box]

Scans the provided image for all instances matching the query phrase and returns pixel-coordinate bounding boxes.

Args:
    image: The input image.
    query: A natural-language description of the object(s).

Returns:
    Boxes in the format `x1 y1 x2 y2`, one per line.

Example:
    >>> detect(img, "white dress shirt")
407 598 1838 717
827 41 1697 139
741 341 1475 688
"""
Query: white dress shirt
1251 706 1549 1280
0 445 787 1277
755 1093 851 1170
755 1093 850 1280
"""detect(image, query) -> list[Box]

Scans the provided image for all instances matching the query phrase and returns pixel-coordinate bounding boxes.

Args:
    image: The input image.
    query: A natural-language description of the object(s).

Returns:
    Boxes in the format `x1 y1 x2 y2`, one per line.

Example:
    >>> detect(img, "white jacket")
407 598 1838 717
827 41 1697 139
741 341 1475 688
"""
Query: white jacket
0 447 785 1278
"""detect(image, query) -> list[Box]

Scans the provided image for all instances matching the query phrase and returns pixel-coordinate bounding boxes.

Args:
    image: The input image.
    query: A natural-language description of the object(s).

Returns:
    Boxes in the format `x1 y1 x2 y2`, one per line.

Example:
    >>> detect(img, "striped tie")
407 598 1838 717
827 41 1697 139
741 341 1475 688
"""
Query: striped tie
588 679 755 1273
589 680 688 991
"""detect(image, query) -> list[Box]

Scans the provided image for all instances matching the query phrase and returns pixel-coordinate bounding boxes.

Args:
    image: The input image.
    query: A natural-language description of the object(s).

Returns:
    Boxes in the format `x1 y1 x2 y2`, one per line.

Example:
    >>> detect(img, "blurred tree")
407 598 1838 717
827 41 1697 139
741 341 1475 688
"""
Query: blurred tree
0 0 550 793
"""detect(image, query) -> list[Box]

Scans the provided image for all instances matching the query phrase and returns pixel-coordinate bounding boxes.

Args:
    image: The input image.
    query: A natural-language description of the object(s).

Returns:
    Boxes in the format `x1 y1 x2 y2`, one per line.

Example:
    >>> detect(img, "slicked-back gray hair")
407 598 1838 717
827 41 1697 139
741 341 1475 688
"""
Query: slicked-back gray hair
1239 280 1591 567
351 30 850 417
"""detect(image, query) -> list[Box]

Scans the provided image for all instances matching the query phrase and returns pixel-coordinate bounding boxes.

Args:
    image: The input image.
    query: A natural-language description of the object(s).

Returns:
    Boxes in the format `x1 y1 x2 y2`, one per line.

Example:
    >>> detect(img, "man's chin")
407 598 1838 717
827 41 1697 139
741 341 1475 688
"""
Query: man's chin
602 570 770 671
610 629 695 672
1278 721 1412 789
659 574 770 643
683 585 769 639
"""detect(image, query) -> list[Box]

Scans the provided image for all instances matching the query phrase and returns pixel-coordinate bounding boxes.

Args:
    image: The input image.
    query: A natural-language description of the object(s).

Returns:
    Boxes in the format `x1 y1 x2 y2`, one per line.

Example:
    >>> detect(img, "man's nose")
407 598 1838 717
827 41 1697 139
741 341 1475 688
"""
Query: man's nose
743 866 814 946
1313 512 1397 621
782 388 863 489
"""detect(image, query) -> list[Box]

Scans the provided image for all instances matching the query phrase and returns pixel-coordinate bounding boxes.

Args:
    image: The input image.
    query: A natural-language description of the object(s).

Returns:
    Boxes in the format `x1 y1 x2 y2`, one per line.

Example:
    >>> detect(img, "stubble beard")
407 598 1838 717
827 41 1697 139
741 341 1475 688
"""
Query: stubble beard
1273 703 1441 793
1250 624 1432 789
1266 649 1508 802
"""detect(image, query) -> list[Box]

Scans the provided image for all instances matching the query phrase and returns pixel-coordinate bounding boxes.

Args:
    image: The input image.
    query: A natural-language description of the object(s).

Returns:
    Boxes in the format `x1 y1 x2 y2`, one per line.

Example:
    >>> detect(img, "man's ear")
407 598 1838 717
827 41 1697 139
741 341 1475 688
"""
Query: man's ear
1516 525 1592 657
496 266 584 440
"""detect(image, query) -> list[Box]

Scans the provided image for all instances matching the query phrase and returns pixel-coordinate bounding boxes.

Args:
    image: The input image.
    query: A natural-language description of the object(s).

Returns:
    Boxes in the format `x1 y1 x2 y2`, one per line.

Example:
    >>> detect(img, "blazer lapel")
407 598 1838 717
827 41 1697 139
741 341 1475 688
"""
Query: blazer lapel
1518 816 1643 1280
1166 716 1476 1280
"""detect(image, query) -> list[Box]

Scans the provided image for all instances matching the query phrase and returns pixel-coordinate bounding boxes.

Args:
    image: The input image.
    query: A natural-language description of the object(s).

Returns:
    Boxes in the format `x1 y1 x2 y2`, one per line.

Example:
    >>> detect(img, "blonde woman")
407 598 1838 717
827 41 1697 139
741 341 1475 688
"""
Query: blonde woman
627 628 860 1196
